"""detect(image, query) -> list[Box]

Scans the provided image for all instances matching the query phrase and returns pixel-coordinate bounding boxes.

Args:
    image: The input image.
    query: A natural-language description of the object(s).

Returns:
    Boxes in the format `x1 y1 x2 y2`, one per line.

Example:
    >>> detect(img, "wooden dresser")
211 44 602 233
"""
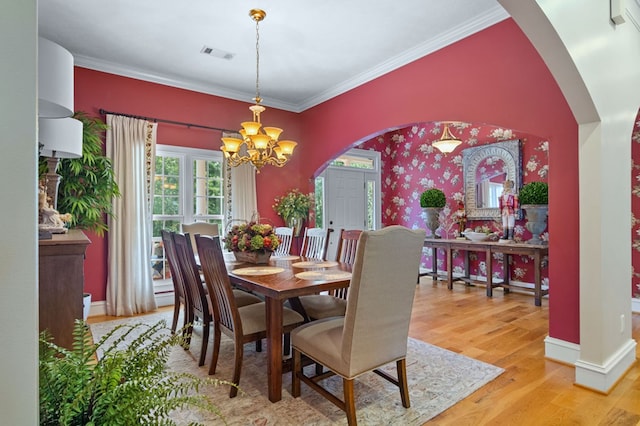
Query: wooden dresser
39 230 91 349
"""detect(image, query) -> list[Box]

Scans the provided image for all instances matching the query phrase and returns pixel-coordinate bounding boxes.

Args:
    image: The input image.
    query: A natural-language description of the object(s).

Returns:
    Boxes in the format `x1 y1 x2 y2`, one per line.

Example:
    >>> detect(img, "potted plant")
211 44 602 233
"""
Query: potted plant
273 188 313 236
39 112 120 236
39 320 225 425
518 181 548 244
223 221 281 264
420 188 447 238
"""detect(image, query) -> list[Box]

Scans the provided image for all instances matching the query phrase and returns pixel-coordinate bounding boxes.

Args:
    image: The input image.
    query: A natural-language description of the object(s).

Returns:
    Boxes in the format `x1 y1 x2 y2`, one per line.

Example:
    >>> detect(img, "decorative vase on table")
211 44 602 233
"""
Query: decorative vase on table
424 208 443 239
522 205 548 245
286 216 304 237
234 250 272 264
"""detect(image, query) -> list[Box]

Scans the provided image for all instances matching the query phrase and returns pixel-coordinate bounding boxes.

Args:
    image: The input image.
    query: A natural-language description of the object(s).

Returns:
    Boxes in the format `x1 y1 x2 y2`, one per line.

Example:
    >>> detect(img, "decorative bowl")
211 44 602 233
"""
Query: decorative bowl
464 231 491 242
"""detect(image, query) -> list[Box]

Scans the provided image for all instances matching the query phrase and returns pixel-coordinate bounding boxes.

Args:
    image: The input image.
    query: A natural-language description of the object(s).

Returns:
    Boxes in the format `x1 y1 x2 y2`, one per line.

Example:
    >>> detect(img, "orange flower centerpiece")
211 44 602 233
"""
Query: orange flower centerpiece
223 221 280 264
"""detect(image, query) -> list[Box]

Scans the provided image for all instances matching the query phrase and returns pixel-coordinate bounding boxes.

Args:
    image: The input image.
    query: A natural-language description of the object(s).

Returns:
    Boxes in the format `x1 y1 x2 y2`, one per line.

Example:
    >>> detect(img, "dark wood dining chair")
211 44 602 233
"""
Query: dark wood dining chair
298 229 363 321
291 226 426 425
195 234 305 397
161 229 193 337
300 227 332 260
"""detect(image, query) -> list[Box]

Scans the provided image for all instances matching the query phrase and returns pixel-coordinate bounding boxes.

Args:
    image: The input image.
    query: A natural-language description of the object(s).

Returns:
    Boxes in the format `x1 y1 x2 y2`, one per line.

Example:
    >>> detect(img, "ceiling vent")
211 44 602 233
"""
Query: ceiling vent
200 45 234 60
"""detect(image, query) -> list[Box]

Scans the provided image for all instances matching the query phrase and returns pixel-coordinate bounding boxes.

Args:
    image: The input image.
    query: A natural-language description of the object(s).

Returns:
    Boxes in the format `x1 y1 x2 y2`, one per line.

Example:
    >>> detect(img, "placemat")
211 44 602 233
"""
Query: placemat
292 260 339 268
271 255 300 261
295 270 352 281
231 266 285 276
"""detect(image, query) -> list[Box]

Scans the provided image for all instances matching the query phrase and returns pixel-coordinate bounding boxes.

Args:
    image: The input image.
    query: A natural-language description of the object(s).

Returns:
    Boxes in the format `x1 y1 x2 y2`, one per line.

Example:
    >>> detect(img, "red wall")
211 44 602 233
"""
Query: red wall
75 19 580 343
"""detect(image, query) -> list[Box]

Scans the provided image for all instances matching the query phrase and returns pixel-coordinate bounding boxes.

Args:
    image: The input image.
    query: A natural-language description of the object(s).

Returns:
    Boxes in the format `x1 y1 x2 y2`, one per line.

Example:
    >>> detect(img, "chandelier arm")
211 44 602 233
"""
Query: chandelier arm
255 15 260 104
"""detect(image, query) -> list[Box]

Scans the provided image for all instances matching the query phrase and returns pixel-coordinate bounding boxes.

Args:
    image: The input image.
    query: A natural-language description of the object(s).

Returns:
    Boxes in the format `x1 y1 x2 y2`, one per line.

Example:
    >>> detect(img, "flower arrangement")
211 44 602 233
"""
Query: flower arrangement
272 189 313 221
223 222 280 253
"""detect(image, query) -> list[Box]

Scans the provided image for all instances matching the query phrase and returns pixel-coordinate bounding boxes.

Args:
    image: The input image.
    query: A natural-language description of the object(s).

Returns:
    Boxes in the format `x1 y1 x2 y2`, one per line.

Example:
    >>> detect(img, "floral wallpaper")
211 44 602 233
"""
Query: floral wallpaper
630 110 640 298
356 122 549 288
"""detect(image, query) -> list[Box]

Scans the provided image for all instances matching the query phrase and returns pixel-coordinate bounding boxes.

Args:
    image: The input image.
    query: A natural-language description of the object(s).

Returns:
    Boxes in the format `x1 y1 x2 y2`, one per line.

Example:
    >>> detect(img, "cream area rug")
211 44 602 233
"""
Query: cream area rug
90 311 503 425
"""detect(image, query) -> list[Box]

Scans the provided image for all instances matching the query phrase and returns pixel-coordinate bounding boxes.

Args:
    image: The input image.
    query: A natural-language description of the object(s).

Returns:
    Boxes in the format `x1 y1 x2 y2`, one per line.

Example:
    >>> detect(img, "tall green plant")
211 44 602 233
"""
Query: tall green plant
39 112 120 235
39 320 226 425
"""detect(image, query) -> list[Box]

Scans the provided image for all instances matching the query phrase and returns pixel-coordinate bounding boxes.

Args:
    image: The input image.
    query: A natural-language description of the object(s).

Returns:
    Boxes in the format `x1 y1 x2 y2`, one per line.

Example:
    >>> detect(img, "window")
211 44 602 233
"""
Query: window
151 145 224 288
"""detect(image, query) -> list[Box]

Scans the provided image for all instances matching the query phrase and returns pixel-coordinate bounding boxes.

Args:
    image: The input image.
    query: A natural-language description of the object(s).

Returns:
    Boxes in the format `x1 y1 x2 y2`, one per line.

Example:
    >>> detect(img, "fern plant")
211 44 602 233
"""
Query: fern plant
39 320 227 425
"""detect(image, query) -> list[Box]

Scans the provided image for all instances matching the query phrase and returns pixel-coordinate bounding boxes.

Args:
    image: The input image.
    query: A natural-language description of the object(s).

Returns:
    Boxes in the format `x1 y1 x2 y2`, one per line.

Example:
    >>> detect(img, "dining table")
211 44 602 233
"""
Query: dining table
225 254 353 403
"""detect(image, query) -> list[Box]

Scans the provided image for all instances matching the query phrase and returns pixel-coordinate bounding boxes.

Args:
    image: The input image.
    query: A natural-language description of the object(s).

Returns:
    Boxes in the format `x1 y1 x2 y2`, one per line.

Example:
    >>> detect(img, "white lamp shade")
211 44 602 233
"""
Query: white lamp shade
39 117 83 158
38 37 74 118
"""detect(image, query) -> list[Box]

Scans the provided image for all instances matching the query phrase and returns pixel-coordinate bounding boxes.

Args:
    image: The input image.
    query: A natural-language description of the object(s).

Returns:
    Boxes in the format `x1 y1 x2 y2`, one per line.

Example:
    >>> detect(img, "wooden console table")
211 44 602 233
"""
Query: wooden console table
423 238 548 306
39 230 91 349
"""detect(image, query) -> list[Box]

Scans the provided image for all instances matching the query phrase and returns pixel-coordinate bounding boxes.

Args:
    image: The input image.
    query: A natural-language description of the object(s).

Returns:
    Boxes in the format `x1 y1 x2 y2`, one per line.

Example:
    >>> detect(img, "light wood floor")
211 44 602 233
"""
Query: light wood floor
410 277 640 425
90 278 640 425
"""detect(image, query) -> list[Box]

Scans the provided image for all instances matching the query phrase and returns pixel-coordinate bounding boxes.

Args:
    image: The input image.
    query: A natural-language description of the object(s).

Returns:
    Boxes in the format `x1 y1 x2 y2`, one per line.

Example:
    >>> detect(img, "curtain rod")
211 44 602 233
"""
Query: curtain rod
98 108 235 133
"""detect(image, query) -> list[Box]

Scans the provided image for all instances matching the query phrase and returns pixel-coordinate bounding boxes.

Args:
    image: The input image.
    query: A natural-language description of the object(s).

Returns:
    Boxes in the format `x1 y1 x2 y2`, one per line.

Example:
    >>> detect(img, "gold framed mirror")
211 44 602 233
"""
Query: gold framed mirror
462 140 522 220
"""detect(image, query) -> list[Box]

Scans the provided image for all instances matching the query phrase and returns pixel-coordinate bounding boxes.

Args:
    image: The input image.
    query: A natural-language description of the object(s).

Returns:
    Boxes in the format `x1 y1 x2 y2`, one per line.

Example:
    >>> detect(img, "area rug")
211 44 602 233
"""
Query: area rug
90 311 503 425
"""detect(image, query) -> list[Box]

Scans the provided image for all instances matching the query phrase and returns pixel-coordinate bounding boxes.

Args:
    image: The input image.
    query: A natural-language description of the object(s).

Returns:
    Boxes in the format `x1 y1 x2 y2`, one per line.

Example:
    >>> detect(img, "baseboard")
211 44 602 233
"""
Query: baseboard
544 335 580 365
574 339 637 393
632 297 640 313
86 292 174 318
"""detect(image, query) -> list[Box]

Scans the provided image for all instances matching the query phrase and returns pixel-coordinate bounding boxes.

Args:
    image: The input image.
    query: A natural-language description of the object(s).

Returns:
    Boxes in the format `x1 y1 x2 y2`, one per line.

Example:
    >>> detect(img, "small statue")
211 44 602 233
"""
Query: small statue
499 179 518 242
38 182 72 232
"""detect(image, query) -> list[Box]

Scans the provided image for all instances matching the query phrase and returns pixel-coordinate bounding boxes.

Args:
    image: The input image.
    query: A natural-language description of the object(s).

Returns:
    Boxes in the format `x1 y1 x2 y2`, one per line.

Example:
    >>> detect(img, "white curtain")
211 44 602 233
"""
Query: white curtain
105 115 158 316
223 131 258 228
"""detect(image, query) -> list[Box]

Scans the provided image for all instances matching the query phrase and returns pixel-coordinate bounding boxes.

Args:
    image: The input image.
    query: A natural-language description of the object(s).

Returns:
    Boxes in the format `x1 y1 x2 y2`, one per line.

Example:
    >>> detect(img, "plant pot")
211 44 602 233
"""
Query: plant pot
234 250 272 264
522 204 548 244
286 216 304 237
83 293 92 321
424 208 443 238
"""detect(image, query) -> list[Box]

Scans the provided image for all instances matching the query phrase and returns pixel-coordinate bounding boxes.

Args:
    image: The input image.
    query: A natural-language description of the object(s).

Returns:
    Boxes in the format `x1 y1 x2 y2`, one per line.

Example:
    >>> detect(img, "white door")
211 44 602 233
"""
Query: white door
324 168 366 260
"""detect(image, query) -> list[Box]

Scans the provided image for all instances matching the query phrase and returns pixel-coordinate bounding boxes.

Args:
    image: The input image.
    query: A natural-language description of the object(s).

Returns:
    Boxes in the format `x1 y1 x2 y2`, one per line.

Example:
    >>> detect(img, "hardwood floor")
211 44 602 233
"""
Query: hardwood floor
90 278 640 425
411 277 640 425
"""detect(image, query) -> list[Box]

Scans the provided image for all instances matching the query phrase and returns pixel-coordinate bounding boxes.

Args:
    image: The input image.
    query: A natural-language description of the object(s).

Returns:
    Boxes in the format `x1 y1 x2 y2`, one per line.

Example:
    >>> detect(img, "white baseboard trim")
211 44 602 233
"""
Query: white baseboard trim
632 297 640 313
544 335 580 365
575 339 638 393
86 293 175 318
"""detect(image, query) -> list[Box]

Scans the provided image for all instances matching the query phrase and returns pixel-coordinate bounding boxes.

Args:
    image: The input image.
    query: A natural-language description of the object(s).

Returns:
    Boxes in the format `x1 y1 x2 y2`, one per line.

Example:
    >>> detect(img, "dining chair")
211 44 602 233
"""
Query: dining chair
300 227 332 260
181 222 219 256
195 234 305 397
291 226 426 425
274 226 294 257
161 230 192 336
298 229 363 321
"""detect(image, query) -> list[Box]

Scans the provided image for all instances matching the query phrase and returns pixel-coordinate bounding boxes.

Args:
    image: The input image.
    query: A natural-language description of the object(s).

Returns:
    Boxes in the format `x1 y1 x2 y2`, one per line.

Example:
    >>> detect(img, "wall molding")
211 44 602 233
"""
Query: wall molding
575 339 638 393
544 335 580 365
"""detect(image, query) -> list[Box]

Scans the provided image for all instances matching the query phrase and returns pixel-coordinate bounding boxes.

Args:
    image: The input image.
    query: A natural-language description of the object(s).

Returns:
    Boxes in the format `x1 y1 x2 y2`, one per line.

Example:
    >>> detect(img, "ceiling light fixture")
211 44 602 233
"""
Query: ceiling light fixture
220 9 297 172
432 122 462 154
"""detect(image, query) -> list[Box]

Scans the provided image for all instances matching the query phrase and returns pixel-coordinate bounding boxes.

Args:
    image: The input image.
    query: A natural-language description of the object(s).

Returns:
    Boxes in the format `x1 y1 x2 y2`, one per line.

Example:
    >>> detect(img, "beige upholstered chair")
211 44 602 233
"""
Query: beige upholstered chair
195 234 305 397
300 227 332 260
291 226 426 425
181 222 219 255
298 229 363 320
274 226 294 257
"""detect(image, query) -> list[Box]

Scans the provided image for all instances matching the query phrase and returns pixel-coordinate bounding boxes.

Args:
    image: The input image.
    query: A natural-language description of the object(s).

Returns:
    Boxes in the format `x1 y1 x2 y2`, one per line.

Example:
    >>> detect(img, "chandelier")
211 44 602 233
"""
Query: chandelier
220 9 297 172
432 122 462 154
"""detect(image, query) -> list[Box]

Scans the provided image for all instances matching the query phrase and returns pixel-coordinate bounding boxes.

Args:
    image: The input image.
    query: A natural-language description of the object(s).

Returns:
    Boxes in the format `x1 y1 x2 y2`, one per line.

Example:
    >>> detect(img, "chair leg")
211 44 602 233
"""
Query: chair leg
171 301 180 334
315 363 324 375
343 378 357 426
229 340 244 398
198 320 210 366
397 358 410 408
291 348 301 397
283 333 291 356
255 339 262 352
208 325 221 375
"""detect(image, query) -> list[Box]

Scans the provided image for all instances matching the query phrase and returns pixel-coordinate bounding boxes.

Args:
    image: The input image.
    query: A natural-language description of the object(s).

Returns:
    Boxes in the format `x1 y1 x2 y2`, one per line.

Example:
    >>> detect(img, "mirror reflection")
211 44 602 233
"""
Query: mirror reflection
462 140 522 220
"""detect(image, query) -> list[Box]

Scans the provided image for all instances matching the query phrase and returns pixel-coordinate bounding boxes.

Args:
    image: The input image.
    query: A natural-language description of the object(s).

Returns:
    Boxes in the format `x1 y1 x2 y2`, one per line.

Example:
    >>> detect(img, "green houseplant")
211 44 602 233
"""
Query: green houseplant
39 112 120 236
420 188 447 238
39 320 225 425
273 188 313 236
518 181 548 205
518 181 549 244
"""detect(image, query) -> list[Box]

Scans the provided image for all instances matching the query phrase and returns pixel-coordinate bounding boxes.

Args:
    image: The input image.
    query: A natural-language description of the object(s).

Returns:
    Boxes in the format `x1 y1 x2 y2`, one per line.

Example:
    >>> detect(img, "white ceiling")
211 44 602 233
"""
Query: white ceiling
38 1 508 113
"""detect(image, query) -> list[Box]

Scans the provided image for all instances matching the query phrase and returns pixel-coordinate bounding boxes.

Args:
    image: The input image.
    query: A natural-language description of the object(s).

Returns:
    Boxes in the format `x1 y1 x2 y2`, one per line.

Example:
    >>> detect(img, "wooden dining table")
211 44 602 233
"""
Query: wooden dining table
226 255 353 403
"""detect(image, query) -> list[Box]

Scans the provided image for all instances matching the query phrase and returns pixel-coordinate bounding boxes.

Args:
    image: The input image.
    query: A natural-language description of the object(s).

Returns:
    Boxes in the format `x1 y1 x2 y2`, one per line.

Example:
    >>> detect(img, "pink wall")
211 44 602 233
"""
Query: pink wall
631 111 640 298
357 124 548 284
75 19 581 343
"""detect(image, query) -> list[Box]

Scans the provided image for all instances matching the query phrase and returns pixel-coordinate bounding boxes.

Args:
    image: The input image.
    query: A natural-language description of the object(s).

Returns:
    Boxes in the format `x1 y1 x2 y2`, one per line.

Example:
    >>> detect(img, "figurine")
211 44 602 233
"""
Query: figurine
38 182 71 232
499 179 518 242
